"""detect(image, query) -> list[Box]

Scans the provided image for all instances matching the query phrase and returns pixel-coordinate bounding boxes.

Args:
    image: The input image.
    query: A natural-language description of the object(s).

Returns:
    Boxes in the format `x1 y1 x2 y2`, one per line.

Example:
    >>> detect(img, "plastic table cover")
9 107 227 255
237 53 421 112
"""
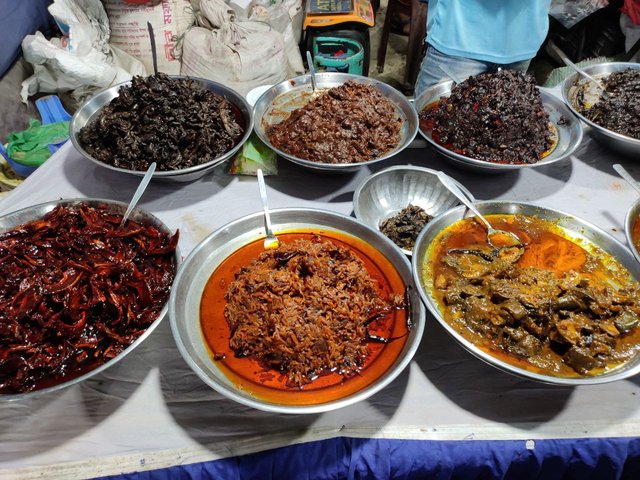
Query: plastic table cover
1 123 640 479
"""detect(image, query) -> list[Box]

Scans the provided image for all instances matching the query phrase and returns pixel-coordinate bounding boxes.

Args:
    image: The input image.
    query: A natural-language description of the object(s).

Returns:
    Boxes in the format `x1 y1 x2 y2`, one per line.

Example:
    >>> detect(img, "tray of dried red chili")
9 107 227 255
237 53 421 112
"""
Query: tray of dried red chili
0 199 179 398
169 208 425 413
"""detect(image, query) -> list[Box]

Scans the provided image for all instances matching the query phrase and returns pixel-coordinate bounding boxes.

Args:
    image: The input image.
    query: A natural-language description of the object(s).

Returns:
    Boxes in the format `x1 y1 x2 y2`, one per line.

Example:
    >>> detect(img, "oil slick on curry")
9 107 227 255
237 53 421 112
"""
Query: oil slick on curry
200 231 410 405
423 213 640 378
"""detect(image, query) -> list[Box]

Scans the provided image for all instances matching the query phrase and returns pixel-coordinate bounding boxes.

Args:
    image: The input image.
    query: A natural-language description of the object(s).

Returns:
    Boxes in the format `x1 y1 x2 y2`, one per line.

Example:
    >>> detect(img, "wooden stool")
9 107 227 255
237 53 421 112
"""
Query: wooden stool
376 0 428 95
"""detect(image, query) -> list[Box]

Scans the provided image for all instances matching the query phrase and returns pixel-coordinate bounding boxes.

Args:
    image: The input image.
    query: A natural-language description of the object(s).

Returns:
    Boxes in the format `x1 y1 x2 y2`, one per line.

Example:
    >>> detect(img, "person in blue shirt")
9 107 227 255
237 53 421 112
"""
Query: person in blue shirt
414 0 552 98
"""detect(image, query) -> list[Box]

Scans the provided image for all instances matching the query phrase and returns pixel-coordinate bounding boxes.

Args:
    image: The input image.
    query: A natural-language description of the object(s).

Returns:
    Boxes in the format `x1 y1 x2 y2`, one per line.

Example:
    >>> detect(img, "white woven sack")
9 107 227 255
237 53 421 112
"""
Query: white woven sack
103 0 194 75
181 0 287 96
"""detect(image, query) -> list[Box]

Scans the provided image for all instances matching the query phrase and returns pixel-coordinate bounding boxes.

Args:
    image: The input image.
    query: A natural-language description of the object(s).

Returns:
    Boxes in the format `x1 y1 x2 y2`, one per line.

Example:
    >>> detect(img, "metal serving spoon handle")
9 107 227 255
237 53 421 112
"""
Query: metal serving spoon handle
613 164 640 196
306 51 317 93
437 172 492 229
257 168 279 250
437 171 521 247
120 162 156 228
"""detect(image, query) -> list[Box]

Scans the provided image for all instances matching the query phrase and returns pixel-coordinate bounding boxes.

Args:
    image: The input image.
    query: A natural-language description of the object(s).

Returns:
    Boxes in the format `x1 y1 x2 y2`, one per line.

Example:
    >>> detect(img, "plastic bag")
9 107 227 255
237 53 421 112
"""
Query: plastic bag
549 0 609 29
6 119 70 167
228 133 278 175
20 0 147 107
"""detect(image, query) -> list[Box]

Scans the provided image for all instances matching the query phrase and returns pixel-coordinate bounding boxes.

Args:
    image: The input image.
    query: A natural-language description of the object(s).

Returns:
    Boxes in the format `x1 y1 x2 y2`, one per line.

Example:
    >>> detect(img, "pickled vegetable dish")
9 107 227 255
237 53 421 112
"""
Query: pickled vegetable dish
424 214 640 377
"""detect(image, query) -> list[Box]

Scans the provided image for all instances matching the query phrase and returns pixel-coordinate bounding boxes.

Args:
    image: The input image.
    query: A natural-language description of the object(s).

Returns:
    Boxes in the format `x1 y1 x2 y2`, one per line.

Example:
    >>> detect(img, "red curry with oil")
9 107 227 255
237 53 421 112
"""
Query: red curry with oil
425 214 640 377
200 230 409 405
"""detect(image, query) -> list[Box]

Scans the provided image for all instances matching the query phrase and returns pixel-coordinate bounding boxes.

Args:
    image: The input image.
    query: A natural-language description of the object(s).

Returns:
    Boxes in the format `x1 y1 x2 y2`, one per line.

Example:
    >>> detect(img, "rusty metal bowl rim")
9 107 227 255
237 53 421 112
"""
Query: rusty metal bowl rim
0 198 180 401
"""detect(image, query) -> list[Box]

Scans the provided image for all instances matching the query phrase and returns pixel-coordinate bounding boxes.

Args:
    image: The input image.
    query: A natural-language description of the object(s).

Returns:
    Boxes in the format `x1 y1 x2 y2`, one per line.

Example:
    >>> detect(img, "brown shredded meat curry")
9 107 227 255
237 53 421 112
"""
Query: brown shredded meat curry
266 81 403 164
224 237 403 386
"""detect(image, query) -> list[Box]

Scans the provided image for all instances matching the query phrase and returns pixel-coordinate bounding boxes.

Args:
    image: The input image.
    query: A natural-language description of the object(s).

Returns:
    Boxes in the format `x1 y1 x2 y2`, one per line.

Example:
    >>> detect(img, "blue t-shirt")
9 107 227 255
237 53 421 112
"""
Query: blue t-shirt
426 0 552 64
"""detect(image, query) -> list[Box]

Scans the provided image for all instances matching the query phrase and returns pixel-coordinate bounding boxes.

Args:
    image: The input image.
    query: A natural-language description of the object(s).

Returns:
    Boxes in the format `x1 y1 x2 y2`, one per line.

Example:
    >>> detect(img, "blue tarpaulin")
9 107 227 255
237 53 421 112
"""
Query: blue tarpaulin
104 437 640 480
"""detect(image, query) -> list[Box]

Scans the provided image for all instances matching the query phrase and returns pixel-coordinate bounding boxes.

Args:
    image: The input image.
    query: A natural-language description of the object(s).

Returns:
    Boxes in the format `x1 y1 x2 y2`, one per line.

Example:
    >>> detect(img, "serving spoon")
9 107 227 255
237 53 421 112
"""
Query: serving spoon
120 162 156 228
437 171 521 247
613 164 640 195
306 51 317 94
257 168 279 250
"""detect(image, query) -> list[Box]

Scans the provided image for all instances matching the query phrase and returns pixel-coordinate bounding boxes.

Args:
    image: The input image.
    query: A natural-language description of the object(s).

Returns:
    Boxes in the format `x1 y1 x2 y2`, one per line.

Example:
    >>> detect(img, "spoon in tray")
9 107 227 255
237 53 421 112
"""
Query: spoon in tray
437 171 522 248
120 162 156 228
306 51 319 98
613 164 640 195
257 168 279 250
549 43 609 99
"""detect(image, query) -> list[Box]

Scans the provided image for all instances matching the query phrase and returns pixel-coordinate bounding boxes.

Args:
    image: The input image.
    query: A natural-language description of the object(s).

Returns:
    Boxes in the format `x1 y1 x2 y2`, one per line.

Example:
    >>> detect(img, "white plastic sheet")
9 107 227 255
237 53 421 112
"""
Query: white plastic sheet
1 90 640 477
20 0 146 107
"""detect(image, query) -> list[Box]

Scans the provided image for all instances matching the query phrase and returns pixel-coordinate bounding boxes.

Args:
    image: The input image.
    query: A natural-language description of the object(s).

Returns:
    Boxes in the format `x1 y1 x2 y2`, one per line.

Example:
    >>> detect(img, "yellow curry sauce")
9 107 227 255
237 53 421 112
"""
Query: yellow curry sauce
424 214 640 377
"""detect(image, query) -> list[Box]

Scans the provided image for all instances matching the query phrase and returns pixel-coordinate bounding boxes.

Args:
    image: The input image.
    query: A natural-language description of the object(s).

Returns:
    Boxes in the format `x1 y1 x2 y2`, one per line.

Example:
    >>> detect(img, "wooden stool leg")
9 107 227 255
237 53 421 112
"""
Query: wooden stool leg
376 1 397 74
404 0 427 91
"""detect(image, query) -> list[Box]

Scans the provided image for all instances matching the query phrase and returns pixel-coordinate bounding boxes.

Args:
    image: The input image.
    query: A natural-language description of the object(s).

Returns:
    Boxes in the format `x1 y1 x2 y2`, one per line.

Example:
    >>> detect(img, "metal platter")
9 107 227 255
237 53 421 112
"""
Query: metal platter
169 208 425 413
412 201 640 385
353 165 470 256
561 62 640 157
253 72 419 173
0 198 180 401
415 81 584 173
69 76 253 182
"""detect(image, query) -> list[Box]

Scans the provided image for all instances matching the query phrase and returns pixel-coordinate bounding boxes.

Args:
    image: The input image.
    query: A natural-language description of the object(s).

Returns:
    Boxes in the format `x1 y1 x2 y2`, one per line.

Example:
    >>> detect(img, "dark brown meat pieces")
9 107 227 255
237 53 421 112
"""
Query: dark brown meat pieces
266 81 403 164
380 204 433 251
421 70 552 164
437 247 640 375
581 68 640 139
224 237 393 386
79 73 244 171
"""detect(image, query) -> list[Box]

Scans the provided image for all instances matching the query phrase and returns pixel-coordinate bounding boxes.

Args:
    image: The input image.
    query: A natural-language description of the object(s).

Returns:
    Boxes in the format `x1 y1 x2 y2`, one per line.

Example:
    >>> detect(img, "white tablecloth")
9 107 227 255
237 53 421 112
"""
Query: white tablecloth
1 131 640 479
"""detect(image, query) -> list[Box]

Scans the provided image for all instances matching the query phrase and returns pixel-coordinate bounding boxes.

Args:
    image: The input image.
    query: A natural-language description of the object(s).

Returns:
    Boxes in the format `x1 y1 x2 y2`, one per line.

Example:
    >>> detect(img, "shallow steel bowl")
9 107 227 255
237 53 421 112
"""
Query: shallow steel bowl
253 73 418 173
412 201 640 385
169 208 425 413
70 76 253 182
0 198 180 401
353 165 470 256
561 62 640 157
415 81 583 173
625 199 640 264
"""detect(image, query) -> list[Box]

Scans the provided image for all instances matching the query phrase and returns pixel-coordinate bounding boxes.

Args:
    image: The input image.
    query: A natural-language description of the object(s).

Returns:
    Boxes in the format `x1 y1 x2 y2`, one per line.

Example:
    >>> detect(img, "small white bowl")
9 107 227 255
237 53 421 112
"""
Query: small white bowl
353 165 467 255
